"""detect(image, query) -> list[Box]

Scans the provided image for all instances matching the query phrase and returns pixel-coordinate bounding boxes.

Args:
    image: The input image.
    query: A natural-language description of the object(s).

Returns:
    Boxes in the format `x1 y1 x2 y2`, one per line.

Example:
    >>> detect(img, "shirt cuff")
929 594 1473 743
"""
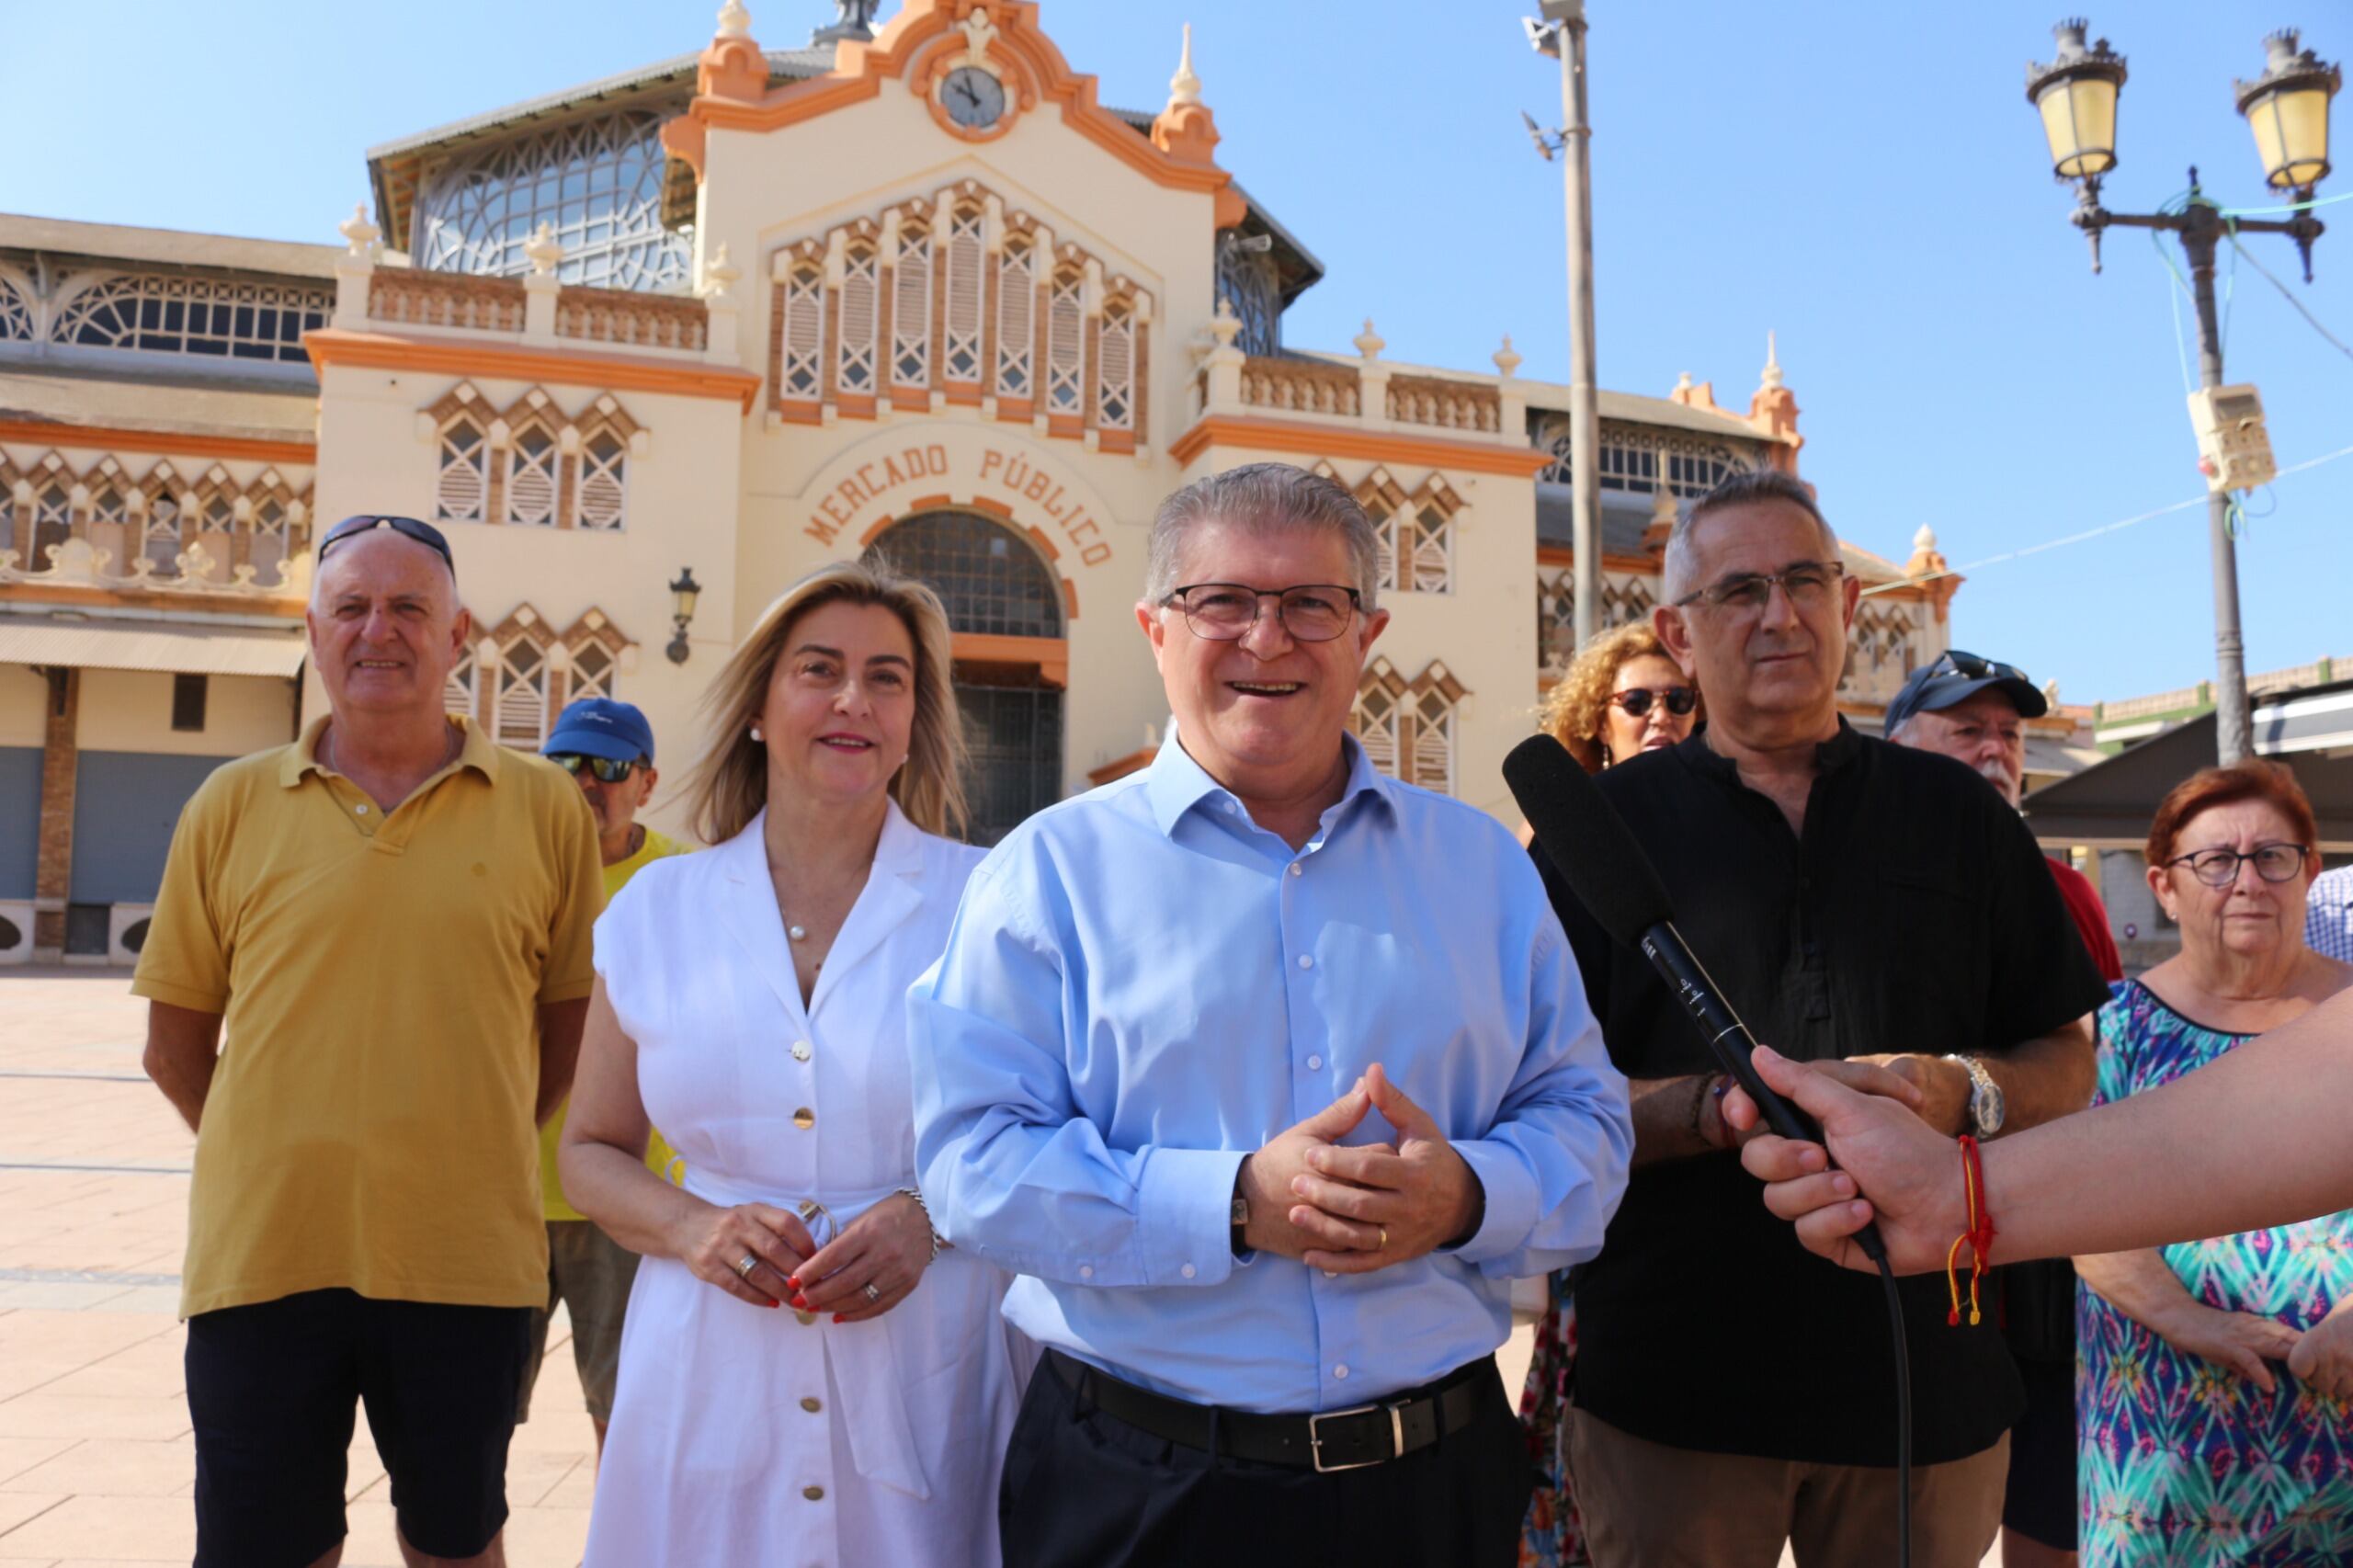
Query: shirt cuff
1444 1140 1538 1266
1134 1146 1248 1288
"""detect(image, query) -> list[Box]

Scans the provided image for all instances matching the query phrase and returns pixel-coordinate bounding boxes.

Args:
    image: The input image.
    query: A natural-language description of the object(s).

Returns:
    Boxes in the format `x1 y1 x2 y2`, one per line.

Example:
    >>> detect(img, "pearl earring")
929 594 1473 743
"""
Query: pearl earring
750 726 764 743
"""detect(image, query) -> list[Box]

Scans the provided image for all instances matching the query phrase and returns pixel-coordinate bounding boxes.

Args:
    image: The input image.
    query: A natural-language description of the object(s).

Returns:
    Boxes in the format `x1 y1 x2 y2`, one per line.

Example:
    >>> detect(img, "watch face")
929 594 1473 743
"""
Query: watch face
942 66 1006 131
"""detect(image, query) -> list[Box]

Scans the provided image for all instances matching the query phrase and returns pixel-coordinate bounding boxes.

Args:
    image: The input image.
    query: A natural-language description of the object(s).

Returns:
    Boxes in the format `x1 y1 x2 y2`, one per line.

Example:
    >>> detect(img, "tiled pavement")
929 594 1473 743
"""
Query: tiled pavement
2 971 1986 1567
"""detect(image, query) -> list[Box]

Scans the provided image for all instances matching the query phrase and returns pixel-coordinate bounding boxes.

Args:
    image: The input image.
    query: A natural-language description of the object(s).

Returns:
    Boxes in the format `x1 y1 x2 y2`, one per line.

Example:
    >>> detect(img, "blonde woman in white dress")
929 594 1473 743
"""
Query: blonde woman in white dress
561 559 1027 1567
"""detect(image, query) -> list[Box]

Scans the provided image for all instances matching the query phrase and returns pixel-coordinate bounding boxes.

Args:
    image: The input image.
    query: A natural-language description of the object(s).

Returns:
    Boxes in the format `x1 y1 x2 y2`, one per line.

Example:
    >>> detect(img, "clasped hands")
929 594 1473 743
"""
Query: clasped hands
674 1191 933 1323
1237 1062 1481 1274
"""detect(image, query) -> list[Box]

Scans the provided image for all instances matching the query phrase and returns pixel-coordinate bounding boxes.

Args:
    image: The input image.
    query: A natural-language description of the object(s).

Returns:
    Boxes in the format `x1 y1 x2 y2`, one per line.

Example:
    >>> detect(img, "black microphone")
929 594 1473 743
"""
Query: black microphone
1502 733 1889 1267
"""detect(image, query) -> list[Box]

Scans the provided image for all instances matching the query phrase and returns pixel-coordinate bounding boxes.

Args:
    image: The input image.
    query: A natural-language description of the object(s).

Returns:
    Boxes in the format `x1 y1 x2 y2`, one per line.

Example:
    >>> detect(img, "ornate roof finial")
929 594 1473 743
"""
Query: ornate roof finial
1913 523 1938 553
1493 333 1522 380
701 241 741 300
338 203 381 257
814 0 881 45
716 0 751 38
1353 317 1385 360
1168 23 1202 108
1673 369 1693 394
1760 329 1783 389
524 222 563 278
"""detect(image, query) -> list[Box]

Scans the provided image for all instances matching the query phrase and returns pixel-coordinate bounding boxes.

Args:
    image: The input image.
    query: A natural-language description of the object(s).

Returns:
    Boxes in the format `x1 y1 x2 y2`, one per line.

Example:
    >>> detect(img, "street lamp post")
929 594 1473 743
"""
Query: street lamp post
1525 1 1600 650
2027 20 2338 765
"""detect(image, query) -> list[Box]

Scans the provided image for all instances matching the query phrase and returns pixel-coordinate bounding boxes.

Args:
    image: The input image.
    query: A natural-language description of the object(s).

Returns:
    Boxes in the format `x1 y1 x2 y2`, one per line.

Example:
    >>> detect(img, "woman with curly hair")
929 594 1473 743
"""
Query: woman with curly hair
1540 619 1702 775
1518 619 1700 1568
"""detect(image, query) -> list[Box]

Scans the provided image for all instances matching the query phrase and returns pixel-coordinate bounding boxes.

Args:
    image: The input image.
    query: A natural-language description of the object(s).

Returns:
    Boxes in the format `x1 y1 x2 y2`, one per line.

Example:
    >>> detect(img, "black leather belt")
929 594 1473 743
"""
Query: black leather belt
1044 1347 1492 1472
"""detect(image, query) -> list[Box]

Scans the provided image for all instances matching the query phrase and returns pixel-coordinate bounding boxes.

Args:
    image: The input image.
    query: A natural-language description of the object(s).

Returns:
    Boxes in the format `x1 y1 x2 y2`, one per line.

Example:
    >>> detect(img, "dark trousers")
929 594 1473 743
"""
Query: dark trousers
999 1353 1531 1568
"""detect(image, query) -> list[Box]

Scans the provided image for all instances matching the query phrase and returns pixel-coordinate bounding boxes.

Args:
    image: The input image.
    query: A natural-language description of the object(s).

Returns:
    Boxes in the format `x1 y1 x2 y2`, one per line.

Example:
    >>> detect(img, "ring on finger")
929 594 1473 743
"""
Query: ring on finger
1378 1227 1389 1251
734 1254 759 1280
862 1282 882 1303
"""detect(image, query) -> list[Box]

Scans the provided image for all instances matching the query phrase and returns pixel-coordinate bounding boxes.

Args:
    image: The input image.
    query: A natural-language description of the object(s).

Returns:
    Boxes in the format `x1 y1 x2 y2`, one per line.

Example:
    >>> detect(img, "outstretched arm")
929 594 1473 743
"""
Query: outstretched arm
1729 989 2353 1272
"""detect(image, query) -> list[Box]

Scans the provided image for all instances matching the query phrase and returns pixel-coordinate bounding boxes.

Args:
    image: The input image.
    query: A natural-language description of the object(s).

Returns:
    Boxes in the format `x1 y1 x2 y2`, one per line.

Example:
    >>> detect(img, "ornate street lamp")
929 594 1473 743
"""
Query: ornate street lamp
2025 20 2336 765
2027 19 2127 187
666 566 702 665
2236 30 2339 194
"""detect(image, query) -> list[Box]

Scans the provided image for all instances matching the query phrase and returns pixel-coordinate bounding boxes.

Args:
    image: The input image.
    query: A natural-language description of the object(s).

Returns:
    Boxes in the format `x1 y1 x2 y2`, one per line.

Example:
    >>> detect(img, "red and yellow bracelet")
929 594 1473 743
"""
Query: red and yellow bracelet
1944 1134 1995 1327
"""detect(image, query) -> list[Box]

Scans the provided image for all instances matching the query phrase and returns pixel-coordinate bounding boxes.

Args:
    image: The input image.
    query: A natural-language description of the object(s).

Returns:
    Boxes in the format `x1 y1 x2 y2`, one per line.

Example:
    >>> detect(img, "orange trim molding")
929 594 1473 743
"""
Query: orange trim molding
0 580 306 619
1169 415 1552 479
676 2 1235 203
0 418 315 467
304 330 765 413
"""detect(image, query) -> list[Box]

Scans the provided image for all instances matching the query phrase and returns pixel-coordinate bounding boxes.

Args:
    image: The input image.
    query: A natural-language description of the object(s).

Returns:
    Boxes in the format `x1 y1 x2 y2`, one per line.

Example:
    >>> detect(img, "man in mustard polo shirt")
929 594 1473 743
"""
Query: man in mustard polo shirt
136 515 600 1568
520 697 687 1460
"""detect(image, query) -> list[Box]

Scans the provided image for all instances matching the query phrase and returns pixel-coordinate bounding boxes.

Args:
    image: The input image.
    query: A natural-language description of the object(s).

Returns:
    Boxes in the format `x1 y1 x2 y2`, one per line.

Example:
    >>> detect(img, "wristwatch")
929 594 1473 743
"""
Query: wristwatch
1231 1159 1251 1256
1943 1054 2006 1138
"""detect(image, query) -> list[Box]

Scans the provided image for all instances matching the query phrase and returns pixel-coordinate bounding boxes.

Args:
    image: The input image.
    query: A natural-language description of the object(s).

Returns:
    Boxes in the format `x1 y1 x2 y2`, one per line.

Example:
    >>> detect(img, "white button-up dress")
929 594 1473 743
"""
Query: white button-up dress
583 804 1029 1568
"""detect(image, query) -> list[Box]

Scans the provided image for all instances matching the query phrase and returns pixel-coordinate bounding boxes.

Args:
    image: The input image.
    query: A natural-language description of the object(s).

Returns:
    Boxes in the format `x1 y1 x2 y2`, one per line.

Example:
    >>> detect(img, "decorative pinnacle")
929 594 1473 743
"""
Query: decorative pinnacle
716 0 751 38
1353 317 1385 359
1913 523 1938 552
1168 23 1202 108
1760 330 1783 389
1673 369 1693 393
1493 334 1522 380
524 222 563 277
701 241 742 299
337 203 381 257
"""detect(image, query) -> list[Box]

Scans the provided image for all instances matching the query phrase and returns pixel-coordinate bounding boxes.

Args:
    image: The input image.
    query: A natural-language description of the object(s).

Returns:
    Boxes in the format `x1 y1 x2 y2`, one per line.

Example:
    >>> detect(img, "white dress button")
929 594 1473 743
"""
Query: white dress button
1334 1363 1350 1380
1180 1263 1197 1279
354 803 369 814
791 1040 812 1062
1079 1265 1094 1279
1288 862 1302 877
1307 1055 1323 1071
1297 954 1313 970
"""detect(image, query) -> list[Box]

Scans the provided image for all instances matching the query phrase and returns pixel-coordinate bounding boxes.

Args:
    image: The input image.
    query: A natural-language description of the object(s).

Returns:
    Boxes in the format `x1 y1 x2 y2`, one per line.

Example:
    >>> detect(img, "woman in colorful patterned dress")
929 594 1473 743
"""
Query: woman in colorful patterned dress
2077 761 2353 1565
1518 622 1700 1567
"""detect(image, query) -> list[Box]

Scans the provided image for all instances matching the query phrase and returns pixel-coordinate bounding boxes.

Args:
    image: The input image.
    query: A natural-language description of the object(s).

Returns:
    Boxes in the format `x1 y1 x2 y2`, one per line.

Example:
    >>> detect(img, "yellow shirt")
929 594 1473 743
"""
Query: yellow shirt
540 824 690 1221
133 716 601 1318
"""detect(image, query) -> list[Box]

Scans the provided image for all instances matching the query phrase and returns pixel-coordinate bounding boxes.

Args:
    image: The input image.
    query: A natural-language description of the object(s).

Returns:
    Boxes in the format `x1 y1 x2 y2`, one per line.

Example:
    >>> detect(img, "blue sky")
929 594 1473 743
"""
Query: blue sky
4 0 2346 704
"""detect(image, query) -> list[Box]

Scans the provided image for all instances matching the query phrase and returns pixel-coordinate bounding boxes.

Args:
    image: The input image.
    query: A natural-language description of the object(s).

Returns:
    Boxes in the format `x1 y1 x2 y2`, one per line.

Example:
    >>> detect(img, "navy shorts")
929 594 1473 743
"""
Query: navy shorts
186 1288 533 1568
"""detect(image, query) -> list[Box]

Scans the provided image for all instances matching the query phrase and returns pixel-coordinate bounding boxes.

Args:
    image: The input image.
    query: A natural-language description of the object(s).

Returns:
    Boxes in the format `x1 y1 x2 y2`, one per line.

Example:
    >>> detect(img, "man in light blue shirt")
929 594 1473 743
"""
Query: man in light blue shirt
911 461 1631 1568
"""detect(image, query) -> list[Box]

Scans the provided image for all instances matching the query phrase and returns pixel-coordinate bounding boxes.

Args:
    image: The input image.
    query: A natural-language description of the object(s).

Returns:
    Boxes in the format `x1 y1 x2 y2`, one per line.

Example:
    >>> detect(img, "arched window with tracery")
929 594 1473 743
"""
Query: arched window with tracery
940 205 985 383
138 467 188 577
1352 658 1468 796
1043 267 1085 417
779 262 825 399
49 272 328 364
414 108 688 291
892 219 932 391
0 271 32 342
86 468 132 572
864 511 1065 845
995 234 1035 400
494 630 551 745
837 242 881 396
1097 298 1135 433
434 416 489 524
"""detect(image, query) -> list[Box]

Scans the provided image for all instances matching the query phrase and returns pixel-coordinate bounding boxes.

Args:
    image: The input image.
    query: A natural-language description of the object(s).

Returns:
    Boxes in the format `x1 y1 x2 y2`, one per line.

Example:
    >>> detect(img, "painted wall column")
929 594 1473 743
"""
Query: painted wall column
32 666 79 960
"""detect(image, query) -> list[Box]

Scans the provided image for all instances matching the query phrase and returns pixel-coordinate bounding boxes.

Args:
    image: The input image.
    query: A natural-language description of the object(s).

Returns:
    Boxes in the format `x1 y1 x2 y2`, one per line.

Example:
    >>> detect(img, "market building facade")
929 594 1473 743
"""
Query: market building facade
0 0 1962 963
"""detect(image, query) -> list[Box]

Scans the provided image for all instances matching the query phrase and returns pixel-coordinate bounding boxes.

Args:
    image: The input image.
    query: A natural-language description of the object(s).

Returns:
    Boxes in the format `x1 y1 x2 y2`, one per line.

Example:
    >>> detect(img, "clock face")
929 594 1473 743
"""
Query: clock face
941 66 1006 131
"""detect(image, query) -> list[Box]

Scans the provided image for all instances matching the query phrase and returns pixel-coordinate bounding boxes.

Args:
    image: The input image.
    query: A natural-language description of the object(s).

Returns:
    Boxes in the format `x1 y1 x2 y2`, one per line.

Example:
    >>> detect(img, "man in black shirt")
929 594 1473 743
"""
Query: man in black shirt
1535 469 2107 1568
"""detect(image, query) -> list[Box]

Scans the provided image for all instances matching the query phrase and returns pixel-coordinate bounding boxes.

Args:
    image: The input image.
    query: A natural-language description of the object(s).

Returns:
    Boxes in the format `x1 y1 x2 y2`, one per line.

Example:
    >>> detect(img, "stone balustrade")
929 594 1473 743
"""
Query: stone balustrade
368 270 528 334
1239 357 1359 417
1384 374 1501 434
555 287 710 352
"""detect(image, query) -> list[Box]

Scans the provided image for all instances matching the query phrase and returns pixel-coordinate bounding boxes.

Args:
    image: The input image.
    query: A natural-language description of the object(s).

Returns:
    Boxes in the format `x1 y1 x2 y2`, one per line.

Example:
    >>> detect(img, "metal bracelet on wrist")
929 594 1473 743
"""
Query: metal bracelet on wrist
897 1185 947 1261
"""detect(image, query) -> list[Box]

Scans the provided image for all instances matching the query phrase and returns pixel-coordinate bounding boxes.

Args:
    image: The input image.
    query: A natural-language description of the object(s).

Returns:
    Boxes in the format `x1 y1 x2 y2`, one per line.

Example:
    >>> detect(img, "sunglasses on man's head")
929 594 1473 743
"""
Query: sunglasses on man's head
319 515 456 574
548 754 642 784
1922 649 2028 685
1607 686 1698 718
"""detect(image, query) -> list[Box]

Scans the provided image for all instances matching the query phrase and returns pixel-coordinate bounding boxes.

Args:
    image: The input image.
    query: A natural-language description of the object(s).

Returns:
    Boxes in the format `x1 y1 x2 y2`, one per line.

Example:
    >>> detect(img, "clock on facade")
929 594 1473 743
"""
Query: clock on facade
940 65 1006 131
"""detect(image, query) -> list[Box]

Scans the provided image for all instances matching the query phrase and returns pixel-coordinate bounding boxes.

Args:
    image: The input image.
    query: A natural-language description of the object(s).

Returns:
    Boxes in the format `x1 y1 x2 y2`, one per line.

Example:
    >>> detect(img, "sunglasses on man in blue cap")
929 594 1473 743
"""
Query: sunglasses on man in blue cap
1883 648 2048 733
543 699 656 784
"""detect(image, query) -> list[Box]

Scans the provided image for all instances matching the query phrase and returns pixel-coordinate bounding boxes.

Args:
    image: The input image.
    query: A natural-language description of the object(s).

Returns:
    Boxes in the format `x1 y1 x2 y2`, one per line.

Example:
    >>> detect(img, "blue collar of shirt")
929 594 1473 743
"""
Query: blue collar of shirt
1144 728 1396 841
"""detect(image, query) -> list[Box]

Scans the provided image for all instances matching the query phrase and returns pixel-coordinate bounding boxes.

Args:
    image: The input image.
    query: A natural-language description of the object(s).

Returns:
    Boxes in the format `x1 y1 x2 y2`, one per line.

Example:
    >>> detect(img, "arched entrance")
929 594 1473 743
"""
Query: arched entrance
864 511 1066 846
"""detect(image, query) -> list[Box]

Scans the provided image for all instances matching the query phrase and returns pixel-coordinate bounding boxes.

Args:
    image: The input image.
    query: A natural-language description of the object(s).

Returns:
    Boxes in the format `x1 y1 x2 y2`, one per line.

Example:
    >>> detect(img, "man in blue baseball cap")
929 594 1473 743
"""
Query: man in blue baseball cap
523 697 688 1465
1885 649 2119 1568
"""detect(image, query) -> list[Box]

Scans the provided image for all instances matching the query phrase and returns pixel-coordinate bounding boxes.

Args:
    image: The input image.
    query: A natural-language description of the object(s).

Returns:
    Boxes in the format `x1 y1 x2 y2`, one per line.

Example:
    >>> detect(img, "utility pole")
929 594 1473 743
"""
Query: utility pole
1526 3 1600 648
2180 193 2255 764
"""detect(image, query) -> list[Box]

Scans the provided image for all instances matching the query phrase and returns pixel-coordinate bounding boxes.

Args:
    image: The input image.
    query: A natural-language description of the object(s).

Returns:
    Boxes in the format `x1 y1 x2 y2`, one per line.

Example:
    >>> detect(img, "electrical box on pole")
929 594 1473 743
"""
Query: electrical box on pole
2186 383 2278 493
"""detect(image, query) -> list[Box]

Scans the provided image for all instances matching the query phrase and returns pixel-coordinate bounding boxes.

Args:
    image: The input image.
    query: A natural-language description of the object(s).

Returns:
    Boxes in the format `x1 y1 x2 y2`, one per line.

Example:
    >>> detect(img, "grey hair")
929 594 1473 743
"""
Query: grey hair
1142 462 1381 611
1661 467 1839 603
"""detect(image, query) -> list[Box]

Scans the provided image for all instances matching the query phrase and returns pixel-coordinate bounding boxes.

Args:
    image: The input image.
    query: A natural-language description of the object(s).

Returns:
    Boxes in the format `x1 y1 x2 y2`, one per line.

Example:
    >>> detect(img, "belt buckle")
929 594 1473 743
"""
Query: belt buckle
1308 1401 1404 1473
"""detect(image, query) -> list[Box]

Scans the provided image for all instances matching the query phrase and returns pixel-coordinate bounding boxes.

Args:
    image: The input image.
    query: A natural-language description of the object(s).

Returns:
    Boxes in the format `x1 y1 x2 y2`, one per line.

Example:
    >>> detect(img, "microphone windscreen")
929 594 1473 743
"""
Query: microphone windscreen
1502 733 1676 946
